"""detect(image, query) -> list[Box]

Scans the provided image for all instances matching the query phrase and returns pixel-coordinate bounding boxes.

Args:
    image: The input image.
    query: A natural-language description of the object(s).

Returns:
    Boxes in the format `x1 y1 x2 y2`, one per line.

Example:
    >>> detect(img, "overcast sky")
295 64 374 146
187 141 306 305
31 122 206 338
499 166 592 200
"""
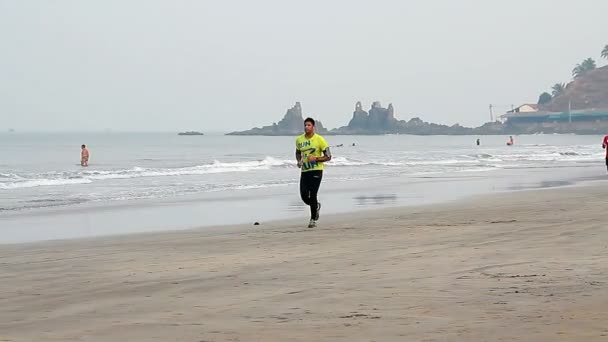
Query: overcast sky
1 0 607 132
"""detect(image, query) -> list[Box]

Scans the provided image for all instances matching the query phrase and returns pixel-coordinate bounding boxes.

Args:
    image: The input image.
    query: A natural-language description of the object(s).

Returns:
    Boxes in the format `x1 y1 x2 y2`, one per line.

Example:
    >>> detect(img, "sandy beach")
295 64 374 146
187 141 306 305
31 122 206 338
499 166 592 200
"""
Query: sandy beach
1 184 607 341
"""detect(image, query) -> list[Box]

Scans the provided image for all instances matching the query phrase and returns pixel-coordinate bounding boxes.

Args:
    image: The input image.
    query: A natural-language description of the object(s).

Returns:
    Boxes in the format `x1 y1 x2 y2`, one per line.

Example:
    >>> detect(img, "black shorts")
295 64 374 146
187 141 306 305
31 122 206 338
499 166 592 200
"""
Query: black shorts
605 158 608 166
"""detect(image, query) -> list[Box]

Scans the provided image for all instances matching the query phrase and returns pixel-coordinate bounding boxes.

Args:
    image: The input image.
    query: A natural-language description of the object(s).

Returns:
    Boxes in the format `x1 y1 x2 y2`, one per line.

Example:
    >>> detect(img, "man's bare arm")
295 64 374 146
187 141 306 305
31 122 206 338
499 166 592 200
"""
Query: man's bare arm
313 147 332 162
296 149 303 167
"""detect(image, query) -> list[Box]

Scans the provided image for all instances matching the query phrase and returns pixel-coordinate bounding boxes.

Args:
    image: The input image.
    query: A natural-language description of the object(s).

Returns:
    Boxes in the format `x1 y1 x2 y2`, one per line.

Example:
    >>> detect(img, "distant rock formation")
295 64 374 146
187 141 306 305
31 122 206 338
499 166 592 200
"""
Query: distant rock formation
227 98 608 136
227 102 327 136
342 101 398 133
222 66 608 136
331 101 474 135
346 101 369 130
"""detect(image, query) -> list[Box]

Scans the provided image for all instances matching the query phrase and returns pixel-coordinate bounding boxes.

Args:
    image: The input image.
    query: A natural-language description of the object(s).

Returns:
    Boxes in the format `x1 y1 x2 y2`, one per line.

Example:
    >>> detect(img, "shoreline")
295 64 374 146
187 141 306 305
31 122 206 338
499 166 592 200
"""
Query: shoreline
2 164 606 245
1 176 604 245
1 185 607 341
7 176 605 247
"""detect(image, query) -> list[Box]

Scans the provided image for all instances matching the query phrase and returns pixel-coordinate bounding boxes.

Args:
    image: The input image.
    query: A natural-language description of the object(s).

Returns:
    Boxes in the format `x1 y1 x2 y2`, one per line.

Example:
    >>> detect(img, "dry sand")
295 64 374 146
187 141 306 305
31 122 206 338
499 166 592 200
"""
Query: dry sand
1 185 607 341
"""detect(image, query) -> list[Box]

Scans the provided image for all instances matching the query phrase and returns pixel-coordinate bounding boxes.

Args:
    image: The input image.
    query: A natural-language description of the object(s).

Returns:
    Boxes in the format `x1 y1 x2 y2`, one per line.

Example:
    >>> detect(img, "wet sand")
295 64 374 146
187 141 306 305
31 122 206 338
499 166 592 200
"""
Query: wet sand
1 185 607 341
3 164 602 245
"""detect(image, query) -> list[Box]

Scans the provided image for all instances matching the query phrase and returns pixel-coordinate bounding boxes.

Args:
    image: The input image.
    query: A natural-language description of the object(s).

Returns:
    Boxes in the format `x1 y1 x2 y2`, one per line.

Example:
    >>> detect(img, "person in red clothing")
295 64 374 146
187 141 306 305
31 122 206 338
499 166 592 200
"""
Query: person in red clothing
603 136 608 172
81 144 90 167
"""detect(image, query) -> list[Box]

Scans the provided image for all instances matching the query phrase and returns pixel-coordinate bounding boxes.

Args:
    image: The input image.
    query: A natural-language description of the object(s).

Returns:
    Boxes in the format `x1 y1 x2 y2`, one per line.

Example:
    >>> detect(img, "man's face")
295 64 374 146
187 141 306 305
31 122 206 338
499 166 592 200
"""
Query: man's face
304 122 314 135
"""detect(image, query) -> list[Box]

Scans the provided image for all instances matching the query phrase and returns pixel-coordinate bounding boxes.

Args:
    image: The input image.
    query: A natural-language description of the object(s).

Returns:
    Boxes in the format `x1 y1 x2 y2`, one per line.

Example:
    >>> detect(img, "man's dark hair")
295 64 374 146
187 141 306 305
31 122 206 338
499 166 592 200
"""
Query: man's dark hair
304 117 316 126
81 144 86 148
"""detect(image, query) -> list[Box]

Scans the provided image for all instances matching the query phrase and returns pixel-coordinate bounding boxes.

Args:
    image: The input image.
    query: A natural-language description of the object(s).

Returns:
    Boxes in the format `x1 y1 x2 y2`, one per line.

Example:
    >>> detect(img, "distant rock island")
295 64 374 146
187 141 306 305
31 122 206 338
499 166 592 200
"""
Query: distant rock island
226 63 608 135
228 101 495 136
330 101 475 135
227 102 327 136
334 101 398 134
178 131 204 136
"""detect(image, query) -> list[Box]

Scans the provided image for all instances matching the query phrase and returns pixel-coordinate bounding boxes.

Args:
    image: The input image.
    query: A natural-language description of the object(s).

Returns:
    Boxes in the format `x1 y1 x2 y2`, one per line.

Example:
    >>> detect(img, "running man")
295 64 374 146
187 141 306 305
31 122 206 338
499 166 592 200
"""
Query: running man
296 118 331 228
602 135 608 173
81 144 90 167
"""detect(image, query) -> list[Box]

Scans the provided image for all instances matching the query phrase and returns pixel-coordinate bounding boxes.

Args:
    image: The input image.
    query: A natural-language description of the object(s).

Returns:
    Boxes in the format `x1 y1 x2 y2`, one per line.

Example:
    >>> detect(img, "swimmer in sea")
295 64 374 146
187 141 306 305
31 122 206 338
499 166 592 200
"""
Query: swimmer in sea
81 144 89 167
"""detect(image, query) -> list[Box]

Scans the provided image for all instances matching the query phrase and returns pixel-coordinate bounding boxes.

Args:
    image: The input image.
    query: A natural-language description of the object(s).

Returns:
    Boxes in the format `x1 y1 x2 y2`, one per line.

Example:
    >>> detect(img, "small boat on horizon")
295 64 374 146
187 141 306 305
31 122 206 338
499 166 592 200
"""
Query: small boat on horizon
178 131 204 136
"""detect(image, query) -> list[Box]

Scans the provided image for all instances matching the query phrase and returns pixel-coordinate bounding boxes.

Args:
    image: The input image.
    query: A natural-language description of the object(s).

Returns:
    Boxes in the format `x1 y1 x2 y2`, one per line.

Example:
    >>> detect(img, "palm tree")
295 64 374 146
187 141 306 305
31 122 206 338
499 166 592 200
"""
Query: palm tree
602 45 608 59
582 57 597 69
572 58 597 78
538 92 552 105
551 83 565 97
572 64 584 78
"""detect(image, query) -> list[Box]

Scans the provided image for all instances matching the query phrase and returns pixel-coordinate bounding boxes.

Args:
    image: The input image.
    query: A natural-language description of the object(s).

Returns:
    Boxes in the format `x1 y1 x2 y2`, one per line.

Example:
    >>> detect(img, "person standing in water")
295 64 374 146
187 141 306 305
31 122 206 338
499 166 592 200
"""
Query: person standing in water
507 136 514 146
296 118 331 228
476 138 480 146
602 135 608 173
81 144 90 167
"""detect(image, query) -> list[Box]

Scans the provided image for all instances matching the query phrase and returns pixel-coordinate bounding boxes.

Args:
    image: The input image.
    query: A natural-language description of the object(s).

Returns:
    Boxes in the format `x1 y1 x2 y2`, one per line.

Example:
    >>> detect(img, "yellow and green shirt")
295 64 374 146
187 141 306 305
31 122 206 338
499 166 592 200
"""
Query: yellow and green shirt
296 133 329 172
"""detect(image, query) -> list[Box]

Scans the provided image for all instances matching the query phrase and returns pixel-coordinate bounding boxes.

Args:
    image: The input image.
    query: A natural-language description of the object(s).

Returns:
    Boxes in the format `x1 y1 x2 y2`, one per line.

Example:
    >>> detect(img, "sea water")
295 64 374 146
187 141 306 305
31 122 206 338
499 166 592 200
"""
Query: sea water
1 132 605 243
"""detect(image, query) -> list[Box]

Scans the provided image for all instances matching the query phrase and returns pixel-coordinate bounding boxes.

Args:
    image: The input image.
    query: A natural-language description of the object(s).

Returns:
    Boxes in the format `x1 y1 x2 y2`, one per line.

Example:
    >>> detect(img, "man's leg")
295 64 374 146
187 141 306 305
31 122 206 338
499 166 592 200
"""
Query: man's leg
605 158 608 173
308 171 323 220
300 172 311 206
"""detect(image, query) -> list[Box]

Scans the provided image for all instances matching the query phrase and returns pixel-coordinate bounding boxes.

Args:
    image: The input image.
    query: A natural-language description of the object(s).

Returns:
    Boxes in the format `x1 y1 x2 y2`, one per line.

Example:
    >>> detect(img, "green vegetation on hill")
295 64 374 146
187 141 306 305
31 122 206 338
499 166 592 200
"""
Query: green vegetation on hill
538 43 608 111
537 92 552 105
551 83 565 97
572 58 596 79
543 65 608 112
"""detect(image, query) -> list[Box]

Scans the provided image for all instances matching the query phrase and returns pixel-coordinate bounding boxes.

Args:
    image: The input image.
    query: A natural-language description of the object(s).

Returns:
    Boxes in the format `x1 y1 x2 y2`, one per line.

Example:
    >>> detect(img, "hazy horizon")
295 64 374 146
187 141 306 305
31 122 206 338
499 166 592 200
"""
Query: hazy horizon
1 0 607 132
